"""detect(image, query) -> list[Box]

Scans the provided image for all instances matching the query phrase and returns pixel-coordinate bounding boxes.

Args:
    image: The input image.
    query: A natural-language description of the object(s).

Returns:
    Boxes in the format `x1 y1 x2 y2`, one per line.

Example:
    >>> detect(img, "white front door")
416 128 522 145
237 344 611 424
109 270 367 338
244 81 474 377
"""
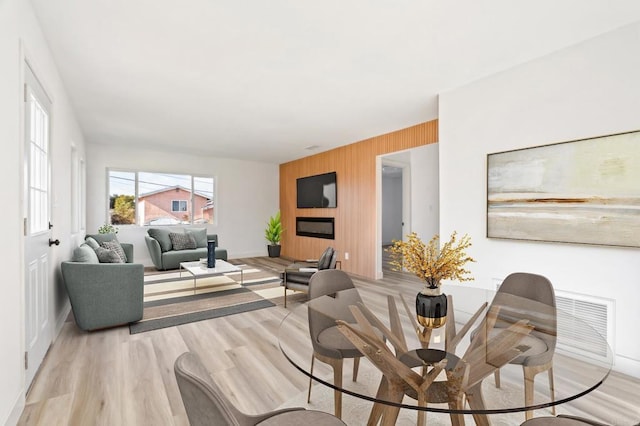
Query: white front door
24 63 53 388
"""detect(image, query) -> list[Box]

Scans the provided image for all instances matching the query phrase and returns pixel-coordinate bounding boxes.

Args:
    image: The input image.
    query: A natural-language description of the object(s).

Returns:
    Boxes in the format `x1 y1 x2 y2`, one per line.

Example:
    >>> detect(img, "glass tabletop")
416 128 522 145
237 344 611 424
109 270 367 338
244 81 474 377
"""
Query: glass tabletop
278 285 613 416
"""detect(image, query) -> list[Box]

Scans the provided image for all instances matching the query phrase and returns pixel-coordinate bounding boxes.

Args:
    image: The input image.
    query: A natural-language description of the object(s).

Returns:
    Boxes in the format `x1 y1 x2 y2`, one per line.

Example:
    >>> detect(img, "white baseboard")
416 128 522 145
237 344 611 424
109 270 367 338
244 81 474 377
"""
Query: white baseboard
228 250 268 259
4 390 24 426
613 354 640 379
54 301 71 340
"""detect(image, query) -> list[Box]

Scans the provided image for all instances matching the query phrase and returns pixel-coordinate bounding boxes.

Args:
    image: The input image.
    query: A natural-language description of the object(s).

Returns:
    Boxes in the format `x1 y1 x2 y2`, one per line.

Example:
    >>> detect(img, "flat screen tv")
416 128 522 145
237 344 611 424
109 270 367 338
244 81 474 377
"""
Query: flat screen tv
296 172 337 208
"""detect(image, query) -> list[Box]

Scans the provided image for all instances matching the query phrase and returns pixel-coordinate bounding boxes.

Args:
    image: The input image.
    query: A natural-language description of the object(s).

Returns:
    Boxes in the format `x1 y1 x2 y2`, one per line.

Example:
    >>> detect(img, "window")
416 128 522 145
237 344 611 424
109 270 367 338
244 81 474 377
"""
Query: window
107 169 216 226
172 200 188 212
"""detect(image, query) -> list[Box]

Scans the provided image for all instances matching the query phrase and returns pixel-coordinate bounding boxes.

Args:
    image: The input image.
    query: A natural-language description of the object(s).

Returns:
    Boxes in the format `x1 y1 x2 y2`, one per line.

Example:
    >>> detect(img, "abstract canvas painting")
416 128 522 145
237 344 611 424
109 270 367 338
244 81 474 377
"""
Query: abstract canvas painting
487 130 640 247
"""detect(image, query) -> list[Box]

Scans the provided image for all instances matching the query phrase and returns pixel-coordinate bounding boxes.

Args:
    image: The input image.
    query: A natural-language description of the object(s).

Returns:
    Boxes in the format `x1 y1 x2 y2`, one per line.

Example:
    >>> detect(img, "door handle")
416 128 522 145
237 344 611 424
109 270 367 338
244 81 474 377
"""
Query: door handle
49 239 60 247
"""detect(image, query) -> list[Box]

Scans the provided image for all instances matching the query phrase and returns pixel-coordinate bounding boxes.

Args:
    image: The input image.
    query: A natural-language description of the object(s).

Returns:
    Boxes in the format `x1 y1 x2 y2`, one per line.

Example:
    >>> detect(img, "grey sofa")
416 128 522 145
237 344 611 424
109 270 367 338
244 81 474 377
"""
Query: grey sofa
61 235 143 331
144 227 228 271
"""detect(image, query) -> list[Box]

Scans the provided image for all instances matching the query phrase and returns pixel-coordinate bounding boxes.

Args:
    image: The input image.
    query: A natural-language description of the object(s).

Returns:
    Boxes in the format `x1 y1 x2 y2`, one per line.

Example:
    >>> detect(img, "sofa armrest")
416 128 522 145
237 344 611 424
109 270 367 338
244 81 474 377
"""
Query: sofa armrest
61 262 144 331
145 235 163 269
121 243 134 263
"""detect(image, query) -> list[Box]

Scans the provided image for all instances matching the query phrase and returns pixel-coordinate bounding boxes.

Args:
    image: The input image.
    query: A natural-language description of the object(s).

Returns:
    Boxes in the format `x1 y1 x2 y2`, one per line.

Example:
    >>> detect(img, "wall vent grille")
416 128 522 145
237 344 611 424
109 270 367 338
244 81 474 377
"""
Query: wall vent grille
555 290 614 362
493 280 614 363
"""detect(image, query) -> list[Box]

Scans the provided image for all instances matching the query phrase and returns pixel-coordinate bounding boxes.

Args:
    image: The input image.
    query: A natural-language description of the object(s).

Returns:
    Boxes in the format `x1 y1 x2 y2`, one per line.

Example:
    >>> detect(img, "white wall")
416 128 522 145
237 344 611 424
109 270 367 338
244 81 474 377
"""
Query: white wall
439 22 640 377
410 143 439 241
86 144 279 265
0 0 86 423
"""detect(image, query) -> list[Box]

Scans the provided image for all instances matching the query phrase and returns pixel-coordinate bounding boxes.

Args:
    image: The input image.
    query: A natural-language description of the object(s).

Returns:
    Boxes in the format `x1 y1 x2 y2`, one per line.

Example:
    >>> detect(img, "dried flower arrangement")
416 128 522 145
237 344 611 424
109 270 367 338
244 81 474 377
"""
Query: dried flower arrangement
387 231 475 289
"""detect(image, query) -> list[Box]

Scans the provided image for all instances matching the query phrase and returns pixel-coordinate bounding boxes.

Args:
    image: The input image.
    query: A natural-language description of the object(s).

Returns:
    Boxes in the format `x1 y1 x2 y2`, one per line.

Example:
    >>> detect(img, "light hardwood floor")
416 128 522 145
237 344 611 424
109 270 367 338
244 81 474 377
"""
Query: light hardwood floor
18 257 640 425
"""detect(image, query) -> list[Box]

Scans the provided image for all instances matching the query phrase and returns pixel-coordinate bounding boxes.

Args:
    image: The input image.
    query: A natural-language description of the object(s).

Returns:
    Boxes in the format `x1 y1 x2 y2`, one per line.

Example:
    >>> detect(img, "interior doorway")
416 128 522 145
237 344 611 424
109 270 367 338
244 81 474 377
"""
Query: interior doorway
381 163 409 274
376 144 440 279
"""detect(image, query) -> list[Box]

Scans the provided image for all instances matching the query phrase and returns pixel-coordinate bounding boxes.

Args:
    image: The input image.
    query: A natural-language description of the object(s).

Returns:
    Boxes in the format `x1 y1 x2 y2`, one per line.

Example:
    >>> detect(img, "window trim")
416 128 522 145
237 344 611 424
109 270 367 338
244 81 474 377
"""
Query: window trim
106 168 217 227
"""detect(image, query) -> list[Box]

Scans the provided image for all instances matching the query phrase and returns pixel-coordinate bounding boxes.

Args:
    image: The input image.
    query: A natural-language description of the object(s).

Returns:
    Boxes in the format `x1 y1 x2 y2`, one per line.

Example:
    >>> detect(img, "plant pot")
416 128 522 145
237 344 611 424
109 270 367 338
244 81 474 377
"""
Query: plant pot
267 244 281 258
416 287 447 329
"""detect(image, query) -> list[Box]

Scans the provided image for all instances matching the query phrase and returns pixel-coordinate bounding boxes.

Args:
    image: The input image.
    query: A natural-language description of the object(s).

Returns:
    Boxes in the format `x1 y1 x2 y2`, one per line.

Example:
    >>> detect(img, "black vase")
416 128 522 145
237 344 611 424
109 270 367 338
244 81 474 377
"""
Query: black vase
207 240 216 268
416 289 447 329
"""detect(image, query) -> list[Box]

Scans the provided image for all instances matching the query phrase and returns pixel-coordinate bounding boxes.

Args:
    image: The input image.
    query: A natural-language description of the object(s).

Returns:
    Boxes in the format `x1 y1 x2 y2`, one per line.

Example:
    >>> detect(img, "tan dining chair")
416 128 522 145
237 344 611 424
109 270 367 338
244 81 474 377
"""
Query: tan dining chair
306 269 363 419
174 352 346 426
487 272 557 421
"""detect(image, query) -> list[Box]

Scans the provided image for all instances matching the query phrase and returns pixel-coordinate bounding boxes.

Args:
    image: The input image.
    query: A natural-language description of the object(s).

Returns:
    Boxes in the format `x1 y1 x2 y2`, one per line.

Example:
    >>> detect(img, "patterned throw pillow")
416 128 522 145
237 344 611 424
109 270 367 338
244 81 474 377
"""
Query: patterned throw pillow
95 247 123 263
101 240 127 263
169 232 197 250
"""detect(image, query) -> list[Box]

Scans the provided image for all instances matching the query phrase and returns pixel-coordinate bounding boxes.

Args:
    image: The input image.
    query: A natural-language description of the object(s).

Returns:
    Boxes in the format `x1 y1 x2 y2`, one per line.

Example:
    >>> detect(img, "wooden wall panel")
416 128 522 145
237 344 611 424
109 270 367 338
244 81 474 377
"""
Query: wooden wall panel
279 120 438 279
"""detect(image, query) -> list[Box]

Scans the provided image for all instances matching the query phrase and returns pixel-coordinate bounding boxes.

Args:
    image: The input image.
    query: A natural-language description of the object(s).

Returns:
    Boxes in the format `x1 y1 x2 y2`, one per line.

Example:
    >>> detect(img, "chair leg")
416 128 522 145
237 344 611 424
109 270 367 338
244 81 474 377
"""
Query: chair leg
548 366 556 415
353 356 360 382
330 358 344 419
523 362 553 421
494 368 501 388
307 355 315 403
524 366 536 421
314 353 345 418
283 278 287 308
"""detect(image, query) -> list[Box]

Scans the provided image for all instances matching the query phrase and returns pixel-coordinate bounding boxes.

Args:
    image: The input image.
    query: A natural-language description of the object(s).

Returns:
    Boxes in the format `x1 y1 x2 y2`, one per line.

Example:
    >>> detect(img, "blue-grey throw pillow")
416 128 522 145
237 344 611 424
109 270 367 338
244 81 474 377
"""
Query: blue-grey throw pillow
95 247 123 263
169 232 197 250
72 244 99 263
148 228 173 252
101 240 127 263
84 236 100 250
186 228 208 248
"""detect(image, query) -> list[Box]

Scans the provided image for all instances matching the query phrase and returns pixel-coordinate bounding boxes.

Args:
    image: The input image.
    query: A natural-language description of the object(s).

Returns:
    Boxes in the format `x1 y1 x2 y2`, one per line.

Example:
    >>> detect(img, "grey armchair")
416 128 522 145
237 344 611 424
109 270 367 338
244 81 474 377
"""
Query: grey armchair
281 246 338 307
61 241 143 331
174 352 346 426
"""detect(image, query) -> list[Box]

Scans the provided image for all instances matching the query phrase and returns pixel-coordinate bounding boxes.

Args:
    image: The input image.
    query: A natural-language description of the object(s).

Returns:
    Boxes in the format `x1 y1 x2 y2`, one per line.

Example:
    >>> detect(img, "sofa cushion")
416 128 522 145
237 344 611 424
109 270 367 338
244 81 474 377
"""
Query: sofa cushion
72 244 99 263
186 228 207 248
101 240 128 263
169 232 197 250
95 247 123 263
148 228 173 252
86 233 118 245
84 237 100 250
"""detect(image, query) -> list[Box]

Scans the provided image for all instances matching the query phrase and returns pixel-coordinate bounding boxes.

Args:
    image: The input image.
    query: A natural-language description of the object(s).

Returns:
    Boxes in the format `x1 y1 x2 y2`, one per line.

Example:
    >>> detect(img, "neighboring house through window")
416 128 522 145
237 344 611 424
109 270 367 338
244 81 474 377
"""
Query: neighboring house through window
107 170 215 226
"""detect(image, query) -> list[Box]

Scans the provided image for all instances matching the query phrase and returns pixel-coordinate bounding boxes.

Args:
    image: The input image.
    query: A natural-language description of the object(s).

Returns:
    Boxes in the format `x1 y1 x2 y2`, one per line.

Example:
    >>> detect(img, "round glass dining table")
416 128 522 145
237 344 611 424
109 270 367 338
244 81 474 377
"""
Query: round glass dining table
277 285 613 424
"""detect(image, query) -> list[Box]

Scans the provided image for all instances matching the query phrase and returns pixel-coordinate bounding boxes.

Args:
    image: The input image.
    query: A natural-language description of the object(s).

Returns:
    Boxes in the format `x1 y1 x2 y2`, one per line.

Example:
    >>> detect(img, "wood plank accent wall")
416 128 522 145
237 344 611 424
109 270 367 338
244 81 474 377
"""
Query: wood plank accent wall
279 120 438 279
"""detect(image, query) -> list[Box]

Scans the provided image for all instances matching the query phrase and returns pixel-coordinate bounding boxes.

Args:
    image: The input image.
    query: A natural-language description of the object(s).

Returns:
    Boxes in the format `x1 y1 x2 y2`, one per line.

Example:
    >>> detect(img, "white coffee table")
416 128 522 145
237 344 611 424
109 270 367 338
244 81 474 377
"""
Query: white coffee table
179 260 243 293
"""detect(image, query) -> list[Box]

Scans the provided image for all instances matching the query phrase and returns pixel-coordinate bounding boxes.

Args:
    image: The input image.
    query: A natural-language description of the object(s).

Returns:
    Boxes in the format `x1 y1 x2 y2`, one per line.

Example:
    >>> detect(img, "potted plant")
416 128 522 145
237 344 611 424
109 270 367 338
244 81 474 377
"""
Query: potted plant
265 211 283 257
98 223 118 234
387 231 474 328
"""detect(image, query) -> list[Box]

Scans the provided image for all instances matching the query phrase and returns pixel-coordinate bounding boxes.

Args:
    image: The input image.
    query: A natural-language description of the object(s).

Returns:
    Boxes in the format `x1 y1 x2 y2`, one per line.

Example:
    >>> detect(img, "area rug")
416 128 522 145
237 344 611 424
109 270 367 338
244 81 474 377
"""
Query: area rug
129 264 284 334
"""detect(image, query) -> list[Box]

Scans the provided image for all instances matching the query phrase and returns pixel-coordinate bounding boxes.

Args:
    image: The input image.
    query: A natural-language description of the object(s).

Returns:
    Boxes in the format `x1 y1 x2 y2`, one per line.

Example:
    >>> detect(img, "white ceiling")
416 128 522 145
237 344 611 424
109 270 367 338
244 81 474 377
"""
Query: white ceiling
30 0 640 164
